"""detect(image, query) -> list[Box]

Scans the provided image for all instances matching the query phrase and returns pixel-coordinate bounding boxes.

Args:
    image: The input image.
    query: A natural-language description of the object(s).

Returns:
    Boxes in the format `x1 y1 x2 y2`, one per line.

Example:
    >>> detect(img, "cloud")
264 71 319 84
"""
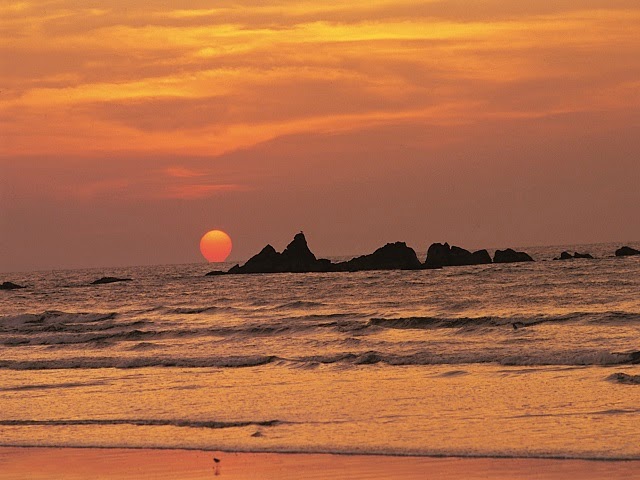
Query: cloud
1 0 639 160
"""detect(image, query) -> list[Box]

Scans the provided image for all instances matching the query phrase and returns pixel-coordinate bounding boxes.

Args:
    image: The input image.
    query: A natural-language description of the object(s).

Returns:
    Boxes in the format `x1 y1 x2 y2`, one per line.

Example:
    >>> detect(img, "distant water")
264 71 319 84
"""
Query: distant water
1 242 639 459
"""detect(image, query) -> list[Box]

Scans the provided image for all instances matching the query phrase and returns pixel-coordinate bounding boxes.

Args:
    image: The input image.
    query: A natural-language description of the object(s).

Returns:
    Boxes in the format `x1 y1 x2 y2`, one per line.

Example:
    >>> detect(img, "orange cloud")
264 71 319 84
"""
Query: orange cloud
1 0 639 160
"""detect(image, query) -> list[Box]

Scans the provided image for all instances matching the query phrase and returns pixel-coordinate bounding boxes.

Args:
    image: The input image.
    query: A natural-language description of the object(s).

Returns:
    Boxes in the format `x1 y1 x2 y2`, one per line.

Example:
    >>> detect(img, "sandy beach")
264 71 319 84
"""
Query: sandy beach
1 448 639 480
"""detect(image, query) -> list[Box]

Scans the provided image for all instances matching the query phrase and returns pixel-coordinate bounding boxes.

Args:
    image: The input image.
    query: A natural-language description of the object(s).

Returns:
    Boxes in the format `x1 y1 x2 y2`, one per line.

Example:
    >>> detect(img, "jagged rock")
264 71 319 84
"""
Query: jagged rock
424 243 492 269
236 244 281 273
91 277 132 285
493 248 534 263
615 246 640 257
334 242 422 272
228 233 331 274
0 281 25 290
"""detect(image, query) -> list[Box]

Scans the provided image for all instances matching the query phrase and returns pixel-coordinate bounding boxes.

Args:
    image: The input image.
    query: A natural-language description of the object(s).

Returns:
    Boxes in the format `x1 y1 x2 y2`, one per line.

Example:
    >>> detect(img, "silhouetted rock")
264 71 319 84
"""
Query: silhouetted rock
555 251 595 260
205 270 227 276
615 246 640 257
424 243 449 269
228 233 331 274
493 248 534 263
470 249 492 264
554 252 593 260
1 281 25 290
91 277 132 285
334 242 422 272
424 243 492 269
236 244 281 273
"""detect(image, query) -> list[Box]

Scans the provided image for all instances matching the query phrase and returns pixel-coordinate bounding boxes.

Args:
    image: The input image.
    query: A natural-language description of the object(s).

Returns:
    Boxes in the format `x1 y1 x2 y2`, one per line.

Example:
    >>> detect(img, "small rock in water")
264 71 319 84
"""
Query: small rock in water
615 246 640 257
0 281 25 290
251 430 264 437
493 248 534 263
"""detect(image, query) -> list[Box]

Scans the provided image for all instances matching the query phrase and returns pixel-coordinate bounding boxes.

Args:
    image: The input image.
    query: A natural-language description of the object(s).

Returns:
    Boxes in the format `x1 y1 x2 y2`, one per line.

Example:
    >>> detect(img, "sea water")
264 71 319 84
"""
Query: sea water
1 243 639 459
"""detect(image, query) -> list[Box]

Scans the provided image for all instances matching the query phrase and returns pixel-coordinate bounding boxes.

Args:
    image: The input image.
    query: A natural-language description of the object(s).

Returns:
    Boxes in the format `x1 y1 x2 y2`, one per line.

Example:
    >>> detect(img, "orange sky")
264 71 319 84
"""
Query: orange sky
1 1 639 271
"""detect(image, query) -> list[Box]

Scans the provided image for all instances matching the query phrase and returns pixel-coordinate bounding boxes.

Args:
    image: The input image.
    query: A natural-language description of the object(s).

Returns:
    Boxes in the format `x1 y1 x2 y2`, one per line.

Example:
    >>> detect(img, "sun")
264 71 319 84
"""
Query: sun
200 230 233 262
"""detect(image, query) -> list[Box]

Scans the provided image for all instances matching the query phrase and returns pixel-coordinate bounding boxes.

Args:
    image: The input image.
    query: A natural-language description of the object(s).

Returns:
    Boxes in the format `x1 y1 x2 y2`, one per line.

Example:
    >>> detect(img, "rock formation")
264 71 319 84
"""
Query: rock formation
615 246 640 257
424 243 492 269
228 233 332 274
0 281 25 290
555 251 594 260
91 277 132 285
493 248 534 263
334 242 422 272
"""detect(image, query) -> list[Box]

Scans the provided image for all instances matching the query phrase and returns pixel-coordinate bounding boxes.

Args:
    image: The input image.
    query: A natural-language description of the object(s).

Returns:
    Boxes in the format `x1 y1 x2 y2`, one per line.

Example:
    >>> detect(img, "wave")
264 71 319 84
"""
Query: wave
0 355 280 370
607 372 640 385
0 311 119 332
307 349 640 367
0 418 285 429
271 301 327 311
0 348 638 371
368 312 640 330
0 381 108 392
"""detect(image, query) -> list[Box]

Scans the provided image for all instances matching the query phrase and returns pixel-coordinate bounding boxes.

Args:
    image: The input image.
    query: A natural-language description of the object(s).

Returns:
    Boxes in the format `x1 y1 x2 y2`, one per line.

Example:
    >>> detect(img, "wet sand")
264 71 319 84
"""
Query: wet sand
0 447 638 479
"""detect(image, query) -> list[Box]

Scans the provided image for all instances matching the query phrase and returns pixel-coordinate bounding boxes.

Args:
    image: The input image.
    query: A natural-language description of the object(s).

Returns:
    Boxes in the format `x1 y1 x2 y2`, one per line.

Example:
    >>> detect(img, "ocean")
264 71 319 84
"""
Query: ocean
1 242 639 460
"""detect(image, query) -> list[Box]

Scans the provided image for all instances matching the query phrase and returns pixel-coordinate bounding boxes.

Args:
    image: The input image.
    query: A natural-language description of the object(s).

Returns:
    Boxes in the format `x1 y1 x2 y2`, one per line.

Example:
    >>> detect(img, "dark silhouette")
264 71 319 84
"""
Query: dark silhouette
333 242 422 272
615 246 640 257
205 232 590 276
554 251 594 260
493 248 534 263
0 281 25 290
424 242 492 269
205 270 227 276
228 232 332 274
91 277 132 285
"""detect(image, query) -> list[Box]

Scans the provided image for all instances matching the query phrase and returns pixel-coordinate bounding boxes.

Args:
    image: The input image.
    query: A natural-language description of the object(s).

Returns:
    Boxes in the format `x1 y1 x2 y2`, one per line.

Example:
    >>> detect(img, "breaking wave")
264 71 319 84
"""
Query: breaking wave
1 350 638 371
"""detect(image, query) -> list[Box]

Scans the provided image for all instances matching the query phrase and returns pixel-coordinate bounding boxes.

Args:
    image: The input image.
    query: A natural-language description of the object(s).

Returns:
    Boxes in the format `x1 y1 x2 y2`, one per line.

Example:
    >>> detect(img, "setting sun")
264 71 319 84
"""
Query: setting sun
199 230 232 262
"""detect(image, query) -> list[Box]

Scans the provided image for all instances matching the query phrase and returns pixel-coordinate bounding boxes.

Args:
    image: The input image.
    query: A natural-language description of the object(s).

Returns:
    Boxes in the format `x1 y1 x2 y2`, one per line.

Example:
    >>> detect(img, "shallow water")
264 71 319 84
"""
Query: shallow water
1 242 639 458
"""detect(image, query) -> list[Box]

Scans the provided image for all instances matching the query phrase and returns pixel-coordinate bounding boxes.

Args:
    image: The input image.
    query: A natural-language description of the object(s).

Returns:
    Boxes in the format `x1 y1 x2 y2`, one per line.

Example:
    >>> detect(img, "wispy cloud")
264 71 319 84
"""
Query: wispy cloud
1 0 639 159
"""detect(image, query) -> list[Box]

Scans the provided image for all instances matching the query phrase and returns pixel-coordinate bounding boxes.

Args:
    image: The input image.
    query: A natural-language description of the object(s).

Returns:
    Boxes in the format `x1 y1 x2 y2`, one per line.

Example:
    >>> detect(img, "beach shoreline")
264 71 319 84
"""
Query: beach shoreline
1 447 639 480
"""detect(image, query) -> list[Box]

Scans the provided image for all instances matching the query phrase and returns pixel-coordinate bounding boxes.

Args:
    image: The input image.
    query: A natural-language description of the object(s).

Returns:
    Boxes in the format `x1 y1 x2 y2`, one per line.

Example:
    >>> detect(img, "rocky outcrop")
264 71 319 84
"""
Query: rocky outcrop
0 281 25 290
334 242 422 272
424 243 492 269
228 233 332 274
555 251 594 260
615 246 640 257
91 277 132 285
493 248 534 263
